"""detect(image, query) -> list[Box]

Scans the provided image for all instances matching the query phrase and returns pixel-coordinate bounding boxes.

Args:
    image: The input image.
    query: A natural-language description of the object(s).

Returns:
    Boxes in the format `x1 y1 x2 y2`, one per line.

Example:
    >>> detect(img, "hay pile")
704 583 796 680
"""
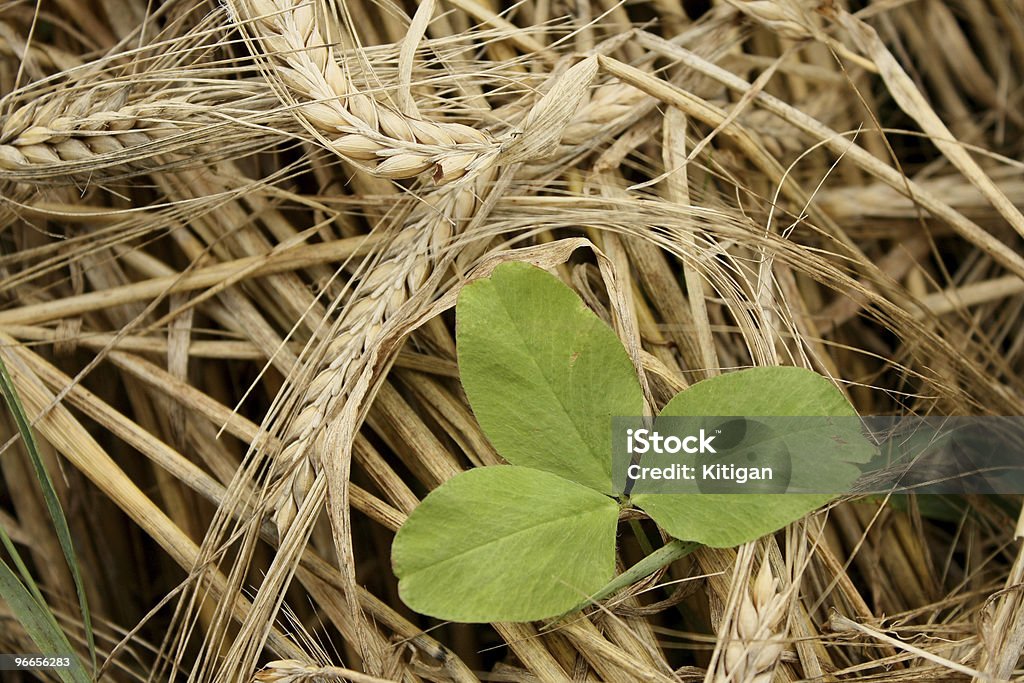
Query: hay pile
1 0 1023 680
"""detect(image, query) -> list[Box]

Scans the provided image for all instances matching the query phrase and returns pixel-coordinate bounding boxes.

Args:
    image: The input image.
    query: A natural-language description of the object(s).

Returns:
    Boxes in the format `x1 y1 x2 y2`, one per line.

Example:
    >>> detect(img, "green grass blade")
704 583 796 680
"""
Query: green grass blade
0 489 87 680
0 553 91 682
0 355 96 673
0 511 51 615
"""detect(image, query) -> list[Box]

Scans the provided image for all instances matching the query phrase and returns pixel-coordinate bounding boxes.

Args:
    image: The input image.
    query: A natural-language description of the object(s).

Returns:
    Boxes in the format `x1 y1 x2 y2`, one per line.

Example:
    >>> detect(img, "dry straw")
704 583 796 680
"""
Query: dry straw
3 1 1024 682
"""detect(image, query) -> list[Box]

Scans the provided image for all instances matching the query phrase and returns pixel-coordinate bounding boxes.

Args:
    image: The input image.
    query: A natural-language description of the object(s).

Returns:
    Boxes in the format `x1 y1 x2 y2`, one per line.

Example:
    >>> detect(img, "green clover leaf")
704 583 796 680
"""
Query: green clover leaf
391 262 871 622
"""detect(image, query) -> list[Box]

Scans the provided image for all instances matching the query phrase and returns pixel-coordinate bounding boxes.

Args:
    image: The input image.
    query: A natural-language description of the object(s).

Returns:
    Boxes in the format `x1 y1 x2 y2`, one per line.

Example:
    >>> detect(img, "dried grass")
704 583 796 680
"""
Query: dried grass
1 1 1024 682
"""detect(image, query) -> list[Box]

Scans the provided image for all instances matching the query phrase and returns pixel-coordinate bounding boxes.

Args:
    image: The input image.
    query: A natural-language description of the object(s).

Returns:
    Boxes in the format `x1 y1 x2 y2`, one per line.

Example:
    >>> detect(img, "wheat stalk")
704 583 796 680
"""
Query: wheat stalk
226 0 503 183
714 558 786 683
0 5 252 182
227 48 603 672
235 52 612 673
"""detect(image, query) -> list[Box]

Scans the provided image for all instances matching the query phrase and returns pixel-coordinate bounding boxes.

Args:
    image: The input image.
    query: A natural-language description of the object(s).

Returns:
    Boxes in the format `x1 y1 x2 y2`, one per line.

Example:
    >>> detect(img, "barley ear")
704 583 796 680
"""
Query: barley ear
717 558 786 683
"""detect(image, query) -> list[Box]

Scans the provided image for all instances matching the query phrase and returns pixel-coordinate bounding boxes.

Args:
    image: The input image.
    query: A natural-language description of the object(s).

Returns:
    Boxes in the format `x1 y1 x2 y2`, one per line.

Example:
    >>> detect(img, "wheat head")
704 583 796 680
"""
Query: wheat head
0 80 289 184
268 169 492 534
253 659 392 682
0 89 186 172
716 558 787 683
227 0 502 184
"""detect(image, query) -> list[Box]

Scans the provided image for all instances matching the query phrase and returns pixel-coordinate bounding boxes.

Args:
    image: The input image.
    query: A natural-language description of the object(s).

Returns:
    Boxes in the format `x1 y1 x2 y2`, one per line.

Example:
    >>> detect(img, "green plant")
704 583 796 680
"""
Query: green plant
0 356 94 682
391 262 873 622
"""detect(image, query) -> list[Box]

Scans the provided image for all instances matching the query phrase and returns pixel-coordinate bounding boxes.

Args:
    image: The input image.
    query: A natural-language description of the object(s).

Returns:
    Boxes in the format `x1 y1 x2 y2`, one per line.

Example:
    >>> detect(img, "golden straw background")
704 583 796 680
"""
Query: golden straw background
2 0 1024 681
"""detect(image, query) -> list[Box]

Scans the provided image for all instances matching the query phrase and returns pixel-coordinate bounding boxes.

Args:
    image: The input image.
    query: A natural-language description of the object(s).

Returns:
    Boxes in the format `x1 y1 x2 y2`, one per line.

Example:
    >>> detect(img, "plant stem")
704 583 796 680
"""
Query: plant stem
560 539 700 618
